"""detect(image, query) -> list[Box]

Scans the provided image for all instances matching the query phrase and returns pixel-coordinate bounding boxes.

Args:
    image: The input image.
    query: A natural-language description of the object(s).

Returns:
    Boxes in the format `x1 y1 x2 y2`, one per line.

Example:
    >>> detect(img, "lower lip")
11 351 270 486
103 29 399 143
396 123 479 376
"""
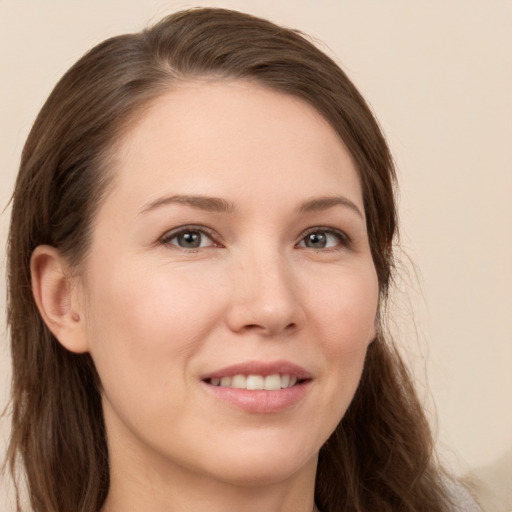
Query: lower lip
202 381 311 414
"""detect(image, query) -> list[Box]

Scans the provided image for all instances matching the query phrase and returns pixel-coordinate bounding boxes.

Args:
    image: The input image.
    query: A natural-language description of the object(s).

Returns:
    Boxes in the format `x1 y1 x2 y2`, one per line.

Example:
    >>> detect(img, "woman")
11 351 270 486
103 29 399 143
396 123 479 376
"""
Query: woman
5 8 482 512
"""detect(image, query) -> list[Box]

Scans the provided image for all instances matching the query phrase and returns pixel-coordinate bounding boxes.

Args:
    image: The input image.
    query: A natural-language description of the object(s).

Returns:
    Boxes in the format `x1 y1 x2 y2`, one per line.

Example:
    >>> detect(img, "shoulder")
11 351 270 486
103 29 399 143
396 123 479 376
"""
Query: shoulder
444 478 484 512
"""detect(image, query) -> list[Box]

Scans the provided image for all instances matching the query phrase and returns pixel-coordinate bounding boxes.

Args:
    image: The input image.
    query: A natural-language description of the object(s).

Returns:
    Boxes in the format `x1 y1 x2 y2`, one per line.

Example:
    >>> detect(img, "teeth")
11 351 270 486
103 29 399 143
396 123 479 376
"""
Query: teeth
264 374 282 391
231 375 246 389
220 376 232 387
246 375 264 390
264 374 281 390
211 373 300 390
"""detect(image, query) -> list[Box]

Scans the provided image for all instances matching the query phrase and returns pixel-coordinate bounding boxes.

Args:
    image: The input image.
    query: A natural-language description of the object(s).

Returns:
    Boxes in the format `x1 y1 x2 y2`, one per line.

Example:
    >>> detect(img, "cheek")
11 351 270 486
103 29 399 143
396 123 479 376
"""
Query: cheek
306 264 378 419
86 256 222 339
81 260 226 403
313 264 378 347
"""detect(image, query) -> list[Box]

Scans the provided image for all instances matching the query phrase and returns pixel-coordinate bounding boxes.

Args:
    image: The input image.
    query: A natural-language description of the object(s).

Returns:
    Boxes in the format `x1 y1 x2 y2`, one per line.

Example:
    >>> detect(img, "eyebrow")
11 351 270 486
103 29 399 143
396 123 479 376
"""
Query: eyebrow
296 196 364 218
139 194 363 218
139 194 238 215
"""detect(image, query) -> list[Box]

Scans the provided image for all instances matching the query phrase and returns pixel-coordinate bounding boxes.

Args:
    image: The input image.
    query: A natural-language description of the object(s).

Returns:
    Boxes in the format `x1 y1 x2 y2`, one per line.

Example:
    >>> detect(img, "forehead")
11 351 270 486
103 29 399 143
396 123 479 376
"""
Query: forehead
106 79 363 214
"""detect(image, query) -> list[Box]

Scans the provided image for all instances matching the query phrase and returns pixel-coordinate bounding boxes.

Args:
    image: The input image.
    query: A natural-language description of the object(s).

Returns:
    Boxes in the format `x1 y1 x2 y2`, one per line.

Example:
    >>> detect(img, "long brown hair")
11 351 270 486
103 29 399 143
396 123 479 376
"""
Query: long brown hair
6 8 450 512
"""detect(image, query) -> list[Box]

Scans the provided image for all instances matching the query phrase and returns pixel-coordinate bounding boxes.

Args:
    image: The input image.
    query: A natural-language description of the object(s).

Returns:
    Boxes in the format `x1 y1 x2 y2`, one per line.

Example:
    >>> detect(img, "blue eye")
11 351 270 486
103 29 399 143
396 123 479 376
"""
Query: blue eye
298 229 348 249
162 228 216 249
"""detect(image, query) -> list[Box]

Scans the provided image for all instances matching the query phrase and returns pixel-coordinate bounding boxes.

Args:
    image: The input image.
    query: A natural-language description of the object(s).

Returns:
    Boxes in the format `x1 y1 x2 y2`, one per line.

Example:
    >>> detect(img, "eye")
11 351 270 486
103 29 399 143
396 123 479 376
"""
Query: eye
161 227 218 250
297 229 349 250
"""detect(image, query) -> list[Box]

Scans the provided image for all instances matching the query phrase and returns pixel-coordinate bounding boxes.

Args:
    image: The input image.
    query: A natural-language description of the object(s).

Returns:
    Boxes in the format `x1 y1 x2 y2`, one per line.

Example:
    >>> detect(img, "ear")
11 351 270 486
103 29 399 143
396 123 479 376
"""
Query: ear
30 245 89 353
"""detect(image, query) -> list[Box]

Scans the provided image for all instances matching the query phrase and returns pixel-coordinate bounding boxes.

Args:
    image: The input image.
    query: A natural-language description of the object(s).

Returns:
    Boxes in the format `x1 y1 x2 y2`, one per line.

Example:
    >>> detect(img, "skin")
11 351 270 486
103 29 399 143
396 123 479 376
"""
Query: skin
32 80 379 512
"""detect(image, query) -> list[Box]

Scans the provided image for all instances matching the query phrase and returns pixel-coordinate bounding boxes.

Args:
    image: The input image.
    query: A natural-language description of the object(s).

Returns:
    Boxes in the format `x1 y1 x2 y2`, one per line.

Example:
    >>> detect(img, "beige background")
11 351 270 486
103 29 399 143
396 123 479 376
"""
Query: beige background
1 0 511 509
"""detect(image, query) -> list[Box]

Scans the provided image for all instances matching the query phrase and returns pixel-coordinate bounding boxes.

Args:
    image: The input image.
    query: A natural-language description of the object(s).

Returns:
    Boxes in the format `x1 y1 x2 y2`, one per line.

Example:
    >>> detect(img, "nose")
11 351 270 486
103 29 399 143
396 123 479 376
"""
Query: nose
225 251 305 337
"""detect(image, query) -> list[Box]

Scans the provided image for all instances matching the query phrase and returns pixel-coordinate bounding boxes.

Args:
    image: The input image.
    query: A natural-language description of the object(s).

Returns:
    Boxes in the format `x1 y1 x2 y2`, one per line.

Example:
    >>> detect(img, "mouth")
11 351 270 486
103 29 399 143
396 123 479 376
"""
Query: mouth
205 373 305 390
200 361 312 413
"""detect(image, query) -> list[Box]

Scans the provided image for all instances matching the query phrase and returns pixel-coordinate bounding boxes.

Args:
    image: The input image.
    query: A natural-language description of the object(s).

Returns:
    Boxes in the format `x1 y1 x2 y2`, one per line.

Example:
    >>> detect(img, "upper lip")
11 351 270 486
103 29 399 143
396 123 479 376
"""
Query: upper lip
201 360 312 380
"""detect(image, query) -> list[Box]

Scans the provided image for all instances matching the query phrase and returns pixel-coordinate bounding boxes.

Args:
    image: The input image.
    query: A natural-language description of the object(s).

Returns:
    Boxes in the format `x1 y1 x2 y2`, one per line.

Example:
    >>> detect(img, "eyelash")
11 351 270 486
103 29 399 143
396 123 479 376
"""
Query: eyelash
159 225 352 252
160 225 221 252
297 227 352 251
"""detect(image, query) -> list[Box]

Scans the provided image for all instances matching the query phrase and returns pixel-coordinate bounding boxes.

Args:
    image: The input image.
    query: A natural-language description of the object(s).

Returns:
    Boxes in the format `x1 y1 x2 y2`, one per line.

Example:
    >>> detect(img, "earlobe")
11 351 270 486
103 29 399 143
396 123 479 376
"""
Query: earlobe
30 245 89 353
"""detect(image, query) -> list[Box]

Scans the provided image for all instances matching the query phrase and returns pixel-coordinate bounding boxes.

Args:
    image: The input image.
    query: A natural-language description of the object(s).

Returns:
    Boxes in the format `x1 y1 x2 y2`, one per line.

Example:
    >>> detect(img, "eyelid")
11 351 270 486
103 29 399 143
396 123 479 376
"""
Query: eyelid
159 225 223 248
158 224 351 250
296 226 352 249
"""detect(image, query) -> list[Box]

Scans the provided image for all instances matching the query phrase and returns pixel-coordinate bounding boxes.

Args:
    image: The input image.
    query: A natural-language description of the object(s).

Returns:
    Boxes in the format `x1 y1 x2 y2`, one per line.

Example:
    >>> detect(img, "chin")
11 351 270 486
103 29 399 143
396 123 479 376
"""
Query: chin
213 462 315 488
201 443 318 487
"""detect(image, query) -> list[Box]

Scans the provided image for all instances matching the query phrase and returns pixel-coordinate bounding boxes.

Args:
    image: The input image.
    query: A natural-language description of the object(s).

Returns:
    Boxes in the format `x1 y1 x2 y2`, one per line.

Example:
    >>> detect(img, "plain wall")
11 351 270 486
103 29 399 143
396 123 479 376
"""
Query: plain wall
1 0 511 509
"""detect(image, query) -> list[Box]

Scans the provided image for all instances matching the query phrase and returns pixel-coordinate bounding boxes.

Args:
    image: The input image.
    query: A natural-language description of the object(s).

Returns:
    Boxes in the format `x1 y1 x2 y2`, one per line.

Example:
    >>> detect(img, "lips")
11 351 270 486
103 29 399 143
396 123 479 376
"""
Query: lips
201 361 312 413
202 360 311 381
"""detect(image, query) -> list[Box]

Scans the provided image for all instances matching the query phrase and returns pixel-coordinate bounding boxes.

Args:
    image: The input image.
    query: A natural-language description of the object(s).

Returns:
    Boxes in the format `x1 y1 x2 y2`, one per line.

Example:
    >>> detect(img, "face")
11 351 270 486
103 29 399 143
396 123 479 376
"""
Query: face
77 81 379 487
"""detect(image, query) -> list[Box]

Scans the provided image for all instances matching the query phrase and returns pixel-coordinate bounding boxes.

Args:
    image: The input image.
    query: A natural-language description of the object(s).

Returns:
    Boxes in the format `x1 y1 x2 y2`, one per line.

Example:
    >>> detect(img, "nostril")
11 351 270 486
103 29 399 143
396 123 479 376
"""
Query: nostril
240 324 264 333
226 292 304 336
241 322 297 336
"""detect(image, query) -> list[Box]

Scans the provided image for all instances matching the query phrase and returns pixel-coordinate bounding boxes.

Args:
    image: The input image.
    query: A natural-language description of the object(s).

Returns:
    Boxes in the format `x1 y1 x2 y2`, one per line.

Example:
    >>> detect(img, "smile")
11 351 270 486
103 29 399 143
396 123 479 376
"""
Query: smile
207 374 299 390
201 361 312 413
